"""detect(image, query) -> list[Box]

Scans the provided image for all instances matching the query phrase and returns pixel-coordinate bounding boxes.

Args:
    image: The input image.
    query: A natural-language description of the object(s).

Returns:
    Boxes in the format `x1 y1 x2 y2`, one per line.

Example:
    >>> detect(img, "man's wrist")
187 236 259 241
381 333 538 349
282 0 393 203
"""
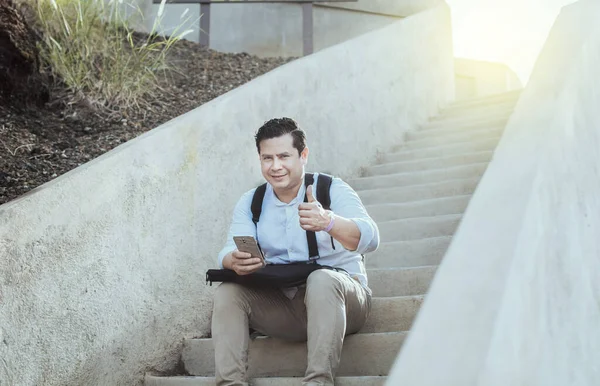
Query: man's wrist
222 252 233 270
324 213 335 233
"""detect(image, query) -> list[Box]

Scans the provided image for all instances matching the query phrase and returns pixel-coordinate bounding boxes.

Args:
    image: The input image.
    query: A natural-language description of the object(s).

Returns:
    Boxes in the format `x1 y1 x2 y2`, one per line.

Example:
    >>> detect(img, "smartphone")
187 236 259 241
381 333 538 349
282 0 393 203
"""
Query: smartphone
233 236 266 264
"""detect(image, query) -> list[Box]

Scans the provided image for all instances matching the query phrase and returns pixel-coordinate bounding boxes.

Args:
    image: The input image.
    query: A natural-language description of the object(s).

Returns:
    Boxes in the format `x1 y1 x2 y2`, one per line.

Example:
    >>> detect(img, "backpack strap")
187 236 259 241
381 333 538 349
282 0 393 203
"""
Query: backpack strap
251 183 268 225
315 173 335 250
316 173 333 210
303 173 319 260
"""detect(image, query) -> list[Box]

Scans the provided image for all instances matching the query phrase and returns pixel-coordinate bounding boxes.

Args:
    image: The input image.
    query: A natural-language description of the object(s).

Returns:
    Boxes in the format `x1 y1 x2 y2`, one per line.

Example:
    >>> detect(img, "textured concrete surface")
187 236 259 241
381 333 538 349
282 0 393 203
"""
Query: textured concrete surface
377 214 462 242
350 165 487 190
384 137 501 161
145 375 387 386
387 1 600 385
454 58 522 100
364 195 472 221
367 151 492 174
368 237 451 269
358 178 480 205
433 100 517 120
443 90 521 111
402 127 504 150
182 332 407 377
252 377 385 386
361 296 424 333
393 141 500 164
367 267 437 297
419 113 509 131
0 6 453 386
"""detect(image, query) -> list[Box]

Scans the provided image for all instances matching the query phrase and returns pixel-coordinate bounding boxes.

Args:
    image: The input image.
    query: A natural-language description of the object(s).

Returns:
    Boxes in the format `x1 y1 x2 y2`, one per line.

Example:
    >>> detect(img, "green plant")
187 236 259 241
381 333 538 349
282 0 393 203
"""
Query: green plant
34 0 193 110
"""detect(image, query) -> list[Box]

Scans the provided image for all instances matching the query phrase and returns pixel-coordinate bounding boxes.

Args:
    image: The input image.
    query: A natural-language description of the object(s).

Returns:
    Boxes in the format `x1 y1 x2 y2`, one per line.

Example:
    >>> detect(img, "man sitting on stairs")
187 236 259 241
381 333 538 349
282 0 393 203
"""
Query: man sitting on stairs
213 117 380 386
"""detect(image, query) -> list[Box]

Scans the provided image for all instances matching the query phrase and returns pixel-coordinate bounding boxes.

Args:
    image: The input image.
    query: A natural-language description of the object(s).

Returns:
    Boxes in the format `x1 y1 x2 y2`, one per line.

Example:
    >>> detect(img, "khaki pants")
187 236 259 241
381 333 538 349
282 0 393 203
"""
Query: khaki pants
211 269 372 386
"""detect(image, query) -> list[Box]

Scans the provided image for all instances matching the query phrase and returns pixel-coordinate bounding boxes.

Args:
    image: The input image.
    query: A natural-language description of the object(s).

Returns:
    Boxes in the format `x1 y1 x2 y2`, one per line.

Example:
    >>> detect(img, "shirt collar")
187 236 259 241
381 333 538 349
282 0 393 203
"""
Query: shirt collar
267 175 307 206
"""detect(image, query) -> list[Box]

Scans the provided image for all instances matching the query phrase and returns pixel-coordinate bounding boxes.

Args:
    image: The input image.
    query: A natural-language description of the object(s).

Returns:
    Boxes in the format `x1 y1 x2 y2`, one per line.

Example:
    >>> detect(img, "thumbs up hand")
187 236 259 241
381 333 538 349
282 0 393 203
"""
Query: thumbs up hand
298 185 334 232
305 184 319 204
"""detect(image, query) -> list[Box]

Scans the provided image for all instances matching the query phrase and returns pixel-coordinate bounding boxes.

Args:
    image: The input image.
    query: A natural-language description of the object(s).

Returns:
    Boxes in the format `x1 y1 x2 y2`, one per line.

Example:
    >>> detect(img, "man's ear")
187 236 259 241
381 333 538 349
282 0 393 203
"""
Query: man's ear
301 147 309 165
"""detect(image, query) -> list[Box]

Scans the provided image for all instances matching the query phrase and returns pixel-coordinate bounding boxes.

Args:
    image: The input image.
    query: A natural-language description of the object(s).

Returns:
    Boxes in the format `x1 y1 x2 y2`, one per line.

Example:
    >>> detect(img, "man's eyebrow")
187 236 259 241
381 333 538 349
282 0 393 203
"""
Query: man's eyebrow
260 152 291 158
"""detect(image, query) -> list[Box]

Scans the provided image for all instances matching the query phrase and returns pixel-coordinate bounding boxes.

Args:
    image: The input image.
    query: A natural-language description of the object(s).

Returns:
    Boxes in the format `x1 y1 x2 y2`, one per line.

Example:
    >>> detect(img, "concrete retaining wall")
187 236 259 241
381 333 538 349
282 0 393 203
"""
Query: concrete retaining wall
387 0 600 384
454 58 522 100
0 5 454 386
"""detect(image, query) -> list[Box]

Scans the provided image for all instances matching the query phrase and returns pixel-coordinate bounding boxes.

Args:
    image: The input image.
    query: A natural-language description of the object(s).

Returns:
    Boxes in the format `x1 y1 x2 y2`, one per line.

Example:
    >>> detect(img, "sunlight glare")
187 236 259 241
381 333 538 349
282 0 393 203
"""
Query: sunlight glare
447 0 578 83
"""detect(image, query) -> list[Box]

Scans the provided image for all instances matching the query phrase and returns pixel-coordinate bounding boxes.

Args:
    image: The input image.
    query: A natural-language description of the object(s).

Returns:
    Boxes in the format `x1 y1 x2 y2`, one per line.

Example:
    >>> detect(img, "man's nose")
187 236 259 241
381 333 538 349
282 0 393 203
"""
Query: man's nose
272 158 282 169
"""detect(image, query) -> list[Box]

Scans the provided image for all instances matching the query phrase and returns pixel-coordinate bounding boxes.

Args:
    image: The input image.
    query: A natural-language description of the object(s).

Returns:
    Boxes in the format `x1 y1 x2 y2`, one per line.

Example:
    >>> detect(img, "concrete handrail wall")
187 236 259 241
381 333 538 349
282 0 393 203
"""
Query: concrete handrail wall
0 5 453 386
387 0 600 384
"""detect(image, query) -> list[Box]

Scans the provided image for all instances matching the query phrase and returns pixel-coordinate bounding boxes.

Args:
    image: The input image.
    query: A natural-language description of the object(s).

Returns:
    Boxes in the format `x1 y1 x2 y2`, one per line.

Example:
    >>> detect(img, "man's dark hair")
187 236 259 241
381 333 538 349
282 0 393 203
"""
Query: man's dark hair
255 117 307 155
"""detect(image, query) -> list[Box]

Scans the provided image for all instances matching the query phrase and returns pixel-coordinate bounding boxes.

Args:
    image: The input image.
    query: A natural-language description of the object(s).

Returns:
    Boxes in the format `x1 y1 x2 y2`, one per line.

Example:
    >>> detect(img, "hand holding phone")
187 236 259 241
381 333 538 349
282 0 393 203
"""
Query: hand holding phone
233 236 266 266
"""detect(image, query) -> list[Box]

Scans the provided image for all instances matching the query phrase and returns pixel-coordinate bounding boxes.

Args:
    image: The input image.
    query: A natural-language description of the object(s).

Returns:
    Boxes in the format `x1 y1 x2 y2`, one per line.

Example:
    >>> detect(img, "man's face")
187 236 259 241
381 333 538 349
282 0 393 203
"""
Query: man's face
259 133 308 196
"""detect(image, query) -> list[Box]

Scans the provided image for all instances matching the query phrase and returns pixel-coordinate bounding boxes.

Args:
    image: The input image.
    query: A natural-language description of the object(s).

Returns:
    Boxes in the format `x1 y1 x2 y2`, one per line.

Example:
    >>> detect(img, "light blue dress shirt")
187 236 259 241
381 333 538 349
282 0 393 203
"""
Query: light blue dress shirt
217 173 380 287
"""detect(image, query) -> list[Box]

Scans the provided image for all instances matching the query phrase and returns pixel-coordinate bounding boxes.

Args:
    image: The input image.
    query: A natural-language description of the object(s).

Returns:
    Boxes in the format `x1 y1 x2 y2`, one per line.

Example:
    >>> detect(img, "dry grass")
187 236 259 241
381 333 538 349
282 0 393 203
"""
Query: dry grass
32 0 193 110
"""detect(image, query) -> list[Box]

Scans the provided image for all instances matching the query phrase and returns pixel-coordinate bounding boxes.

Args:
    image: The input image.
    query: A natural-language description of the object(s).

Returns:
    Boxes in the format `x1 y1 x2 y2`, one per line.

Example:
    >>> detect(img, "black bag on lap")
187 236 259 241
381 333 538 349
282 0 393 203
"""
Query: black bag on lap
206 261 332 288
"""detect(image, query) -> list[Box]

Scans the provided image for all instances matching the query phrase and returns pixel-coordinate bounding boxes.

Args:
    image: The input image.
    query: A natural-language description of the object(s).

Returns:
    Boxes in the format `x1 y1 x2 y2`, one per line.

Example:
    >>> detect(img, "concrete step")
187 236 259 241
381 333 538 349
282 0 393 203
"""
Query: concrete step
145 375 387 386
418 113 511 134
433 101 516 120
182 332 407 377
254 377 385 386
385 137 500 162
366 195 471 222
365 151 492 176
418 112 510 132
399 127 503 151
368 266 437 297
444 90 521 111
367 236 451 269
351 163 486 191
378 214 462 242
361 296 424 333
359 178 479 206
446 93 519 110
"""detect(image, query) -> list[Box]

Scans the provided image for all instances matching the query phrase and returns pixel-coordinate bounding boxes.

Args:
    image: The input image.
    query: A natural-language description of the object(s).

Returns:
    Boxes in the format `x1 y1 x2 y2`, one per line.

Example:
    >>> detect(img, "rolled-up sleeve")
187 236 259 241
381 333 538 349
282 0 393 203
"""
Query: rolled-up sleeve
217 189 257 268
329 178 380 254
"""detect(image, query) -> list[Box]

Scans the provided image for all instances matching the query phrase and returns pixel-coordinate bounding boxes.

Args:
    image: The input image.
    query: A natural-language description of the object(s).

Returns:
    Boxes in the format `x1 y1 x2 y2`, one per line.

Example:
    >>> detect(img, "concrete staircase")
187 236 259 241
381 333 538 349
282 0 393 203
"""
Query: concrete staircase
145 91 521 386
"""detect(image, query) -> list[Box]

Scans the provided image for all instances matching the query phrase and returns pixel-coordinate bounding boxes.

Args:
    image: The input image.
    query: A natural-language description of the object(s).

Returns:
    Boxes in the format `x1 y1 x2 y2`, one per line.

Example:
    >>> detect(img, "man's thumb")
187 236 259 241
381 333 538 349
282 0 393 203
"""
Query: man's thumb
307 184 317 203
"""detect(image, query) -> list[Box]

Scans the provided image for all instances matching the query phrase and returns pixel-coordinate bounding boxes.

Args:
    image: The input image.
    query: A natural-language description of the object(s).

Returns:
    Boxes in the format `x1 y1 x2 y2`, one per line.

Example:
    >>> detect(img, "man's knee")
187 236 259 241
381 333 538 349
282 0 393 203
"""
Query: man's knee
213 282 247 312
305 270 343 299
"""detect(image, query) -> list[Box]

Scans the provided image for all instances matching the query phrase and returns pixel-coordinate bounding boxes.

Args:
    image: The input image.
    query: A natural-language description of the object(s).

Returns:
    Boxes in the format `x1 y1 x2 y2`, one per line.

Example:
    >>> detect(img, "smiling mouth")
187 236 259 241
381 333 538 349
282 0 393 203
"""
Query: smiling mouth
271 175 286 178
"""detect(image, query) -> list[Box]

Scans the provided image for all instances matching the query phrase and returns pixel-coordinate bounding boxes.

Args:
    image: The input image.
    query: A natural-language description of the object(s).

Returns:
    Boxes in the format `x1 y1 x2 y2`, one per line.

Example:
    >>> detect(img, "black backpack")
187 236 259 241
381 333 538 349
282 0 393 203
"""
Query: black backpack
251 172 335 260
